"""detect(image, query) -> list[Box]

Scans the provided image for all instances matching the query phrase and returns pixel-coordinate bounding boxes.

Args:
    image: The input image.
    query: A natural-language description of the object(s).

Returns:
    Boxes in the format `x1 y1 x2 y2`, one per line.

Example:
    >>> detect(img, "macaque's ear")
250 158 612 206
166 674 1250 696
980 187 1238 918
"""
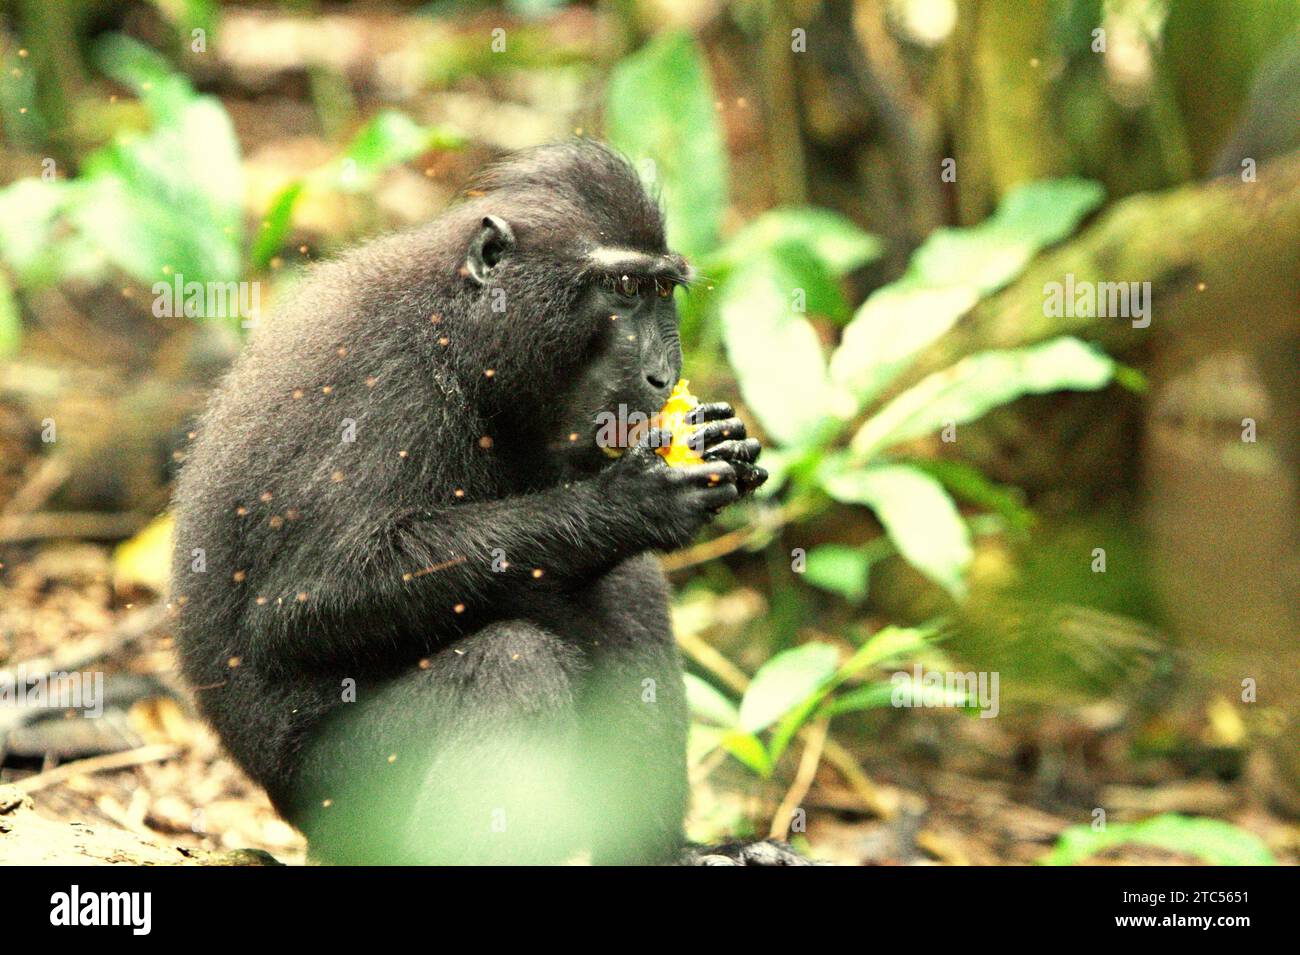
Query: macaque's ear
466 215 515 285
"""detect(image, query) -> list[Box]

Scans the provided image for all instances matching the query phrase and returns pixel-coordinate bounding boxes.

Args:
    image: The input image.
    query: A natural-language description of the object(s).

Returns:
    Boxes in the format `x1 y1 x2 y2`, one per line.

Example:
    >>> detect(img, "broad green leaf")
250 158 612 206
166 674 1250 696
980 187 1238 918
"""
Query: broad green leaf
894 674 972 709
829 285 978 410
709 207 884 277
508 0 569 15
251 180 306 270
908 458 1035 532
721 729 773 776
824 683 896 715
767 689 830 767
254 115 461 266
828 675 970 716
687 724 727 767
841 625 937 675
0 179 65 283
0 180 105 287
903 178 1104 296
1043 814 1276 867
684 673 739 728
147 0 217 36
330 111 463 193
997 178 1108 249
851 337 1115 460
606 32 726 259
718 256 835 447
754 241 850 322
802 545 870 603
823 464 972 599
76 35 243 286
96 33 195 121
0 275 21 358
738 642 840 734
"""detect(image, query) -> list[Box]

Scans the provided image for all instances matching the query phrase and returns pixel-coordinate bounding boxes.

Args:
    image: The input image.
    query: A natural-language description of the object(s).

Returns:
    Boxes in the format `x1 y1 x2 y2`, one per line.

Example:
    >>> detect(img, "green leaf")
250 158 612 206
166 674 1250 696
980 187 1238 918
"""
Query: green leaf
903 178 1104 296
147 0 218 37
0 274 21 358
717 255 836 447
767 692 828 767
759 242 850 322
842 625 937 674
829 284 978 410
0 179 106 287
251 180 305 270
96 33 196 121
997 178 1108 249
329 110 462 193
822 464 972 599
851 337 1115 460
824 683 896 715
738 642 841 734
908 458 1035 533
720 729 773 776
606 32 727 259
1043 815 1276 867
801 545 870 603
687 723 726 767
830 674 971 715
684 673 739 727
77 35 243 286
709 207 884 277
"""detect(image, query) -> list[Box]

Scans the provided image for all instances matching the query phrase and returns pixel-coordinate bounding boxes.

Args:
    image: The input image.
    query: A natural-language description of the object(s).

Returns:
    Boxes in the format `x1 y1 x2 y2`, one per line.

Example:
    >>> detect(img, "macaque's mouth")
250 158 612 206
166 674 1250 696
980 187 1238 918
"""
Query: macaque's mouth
579 404 658 457
549 404 664 459
608 417 653 450
548 416 647 458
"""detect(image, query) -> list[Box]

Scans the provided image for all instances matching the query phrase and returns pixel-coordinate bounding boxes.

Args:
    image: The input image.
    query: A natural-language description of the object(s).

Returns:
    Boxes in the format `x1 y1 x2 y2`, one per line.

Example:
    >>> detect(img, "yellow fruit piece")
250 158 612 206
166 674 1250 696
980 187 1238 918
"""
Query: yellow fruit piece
655 379 704 467
112 512 174 595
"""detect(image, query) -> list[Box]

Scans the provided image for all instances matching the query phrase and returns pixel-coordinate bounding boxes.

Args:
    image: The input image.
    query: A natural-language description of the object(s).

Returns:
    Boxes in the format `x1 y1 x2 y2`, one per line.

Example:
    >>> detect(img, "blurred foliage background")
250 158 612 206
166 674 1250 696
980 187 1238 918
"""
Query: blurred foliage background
0 0 1298 866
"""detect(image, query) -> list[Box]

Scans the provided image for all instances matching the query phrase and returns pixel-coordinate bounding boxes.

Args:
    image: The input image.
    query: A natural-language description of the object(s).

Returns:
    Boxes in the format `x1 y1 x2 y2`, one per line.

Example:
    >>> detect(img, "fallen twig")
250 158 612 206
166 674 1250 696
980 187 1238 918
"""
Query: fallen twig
0 511 149 543
769 715 829 840
14 744 181 794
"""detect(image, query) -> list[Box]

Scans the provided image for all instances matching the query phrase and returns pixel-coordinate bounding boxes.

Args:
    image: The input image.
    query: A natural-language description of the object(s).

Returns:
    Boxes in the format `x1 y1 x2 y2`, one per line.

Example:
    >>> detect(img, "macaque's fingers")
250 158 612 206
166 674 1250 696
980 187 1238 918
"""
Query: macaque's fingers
688 417 748 455
685 401 735 426
703 438 761 464
733 462 768 497
662 460 737 489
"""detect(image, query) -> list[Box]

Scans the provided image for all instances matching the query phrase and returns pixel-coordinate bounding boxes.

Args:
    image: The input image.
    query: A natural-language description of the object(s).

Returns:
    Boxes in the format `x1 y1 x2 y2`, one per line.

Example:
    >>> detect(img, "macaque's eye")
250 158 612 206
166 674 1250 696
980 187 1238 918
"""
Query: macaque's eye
655 278 674 299
618 274 640 297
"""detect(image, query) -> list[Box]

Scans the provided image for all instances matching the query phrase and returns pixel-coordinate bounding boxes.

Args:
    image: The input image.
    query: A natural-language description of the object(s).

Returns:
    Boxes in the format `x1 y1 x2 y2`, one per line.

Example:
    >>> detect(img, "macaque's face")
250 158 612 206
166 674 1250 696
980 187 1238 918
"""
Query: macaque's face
551 253 688 467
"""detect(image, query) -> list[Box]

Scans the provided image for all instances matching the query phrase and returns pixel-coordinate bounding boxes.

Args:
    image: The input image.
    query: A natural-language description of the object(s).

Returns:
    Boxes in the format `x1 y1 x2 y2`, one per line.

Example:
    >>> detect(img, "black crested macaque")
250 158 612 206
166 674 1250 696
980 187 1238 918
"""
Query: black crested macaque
172 141 807 865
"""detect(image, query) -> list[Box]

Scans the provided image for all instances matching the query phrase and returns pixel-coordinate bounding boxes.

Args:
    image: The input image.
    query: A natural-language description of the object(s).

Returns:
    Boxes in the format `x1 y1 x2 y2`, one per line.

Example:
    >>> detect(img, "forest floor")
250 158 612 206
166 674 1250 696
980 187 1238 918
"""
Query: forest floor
2 540 1297 866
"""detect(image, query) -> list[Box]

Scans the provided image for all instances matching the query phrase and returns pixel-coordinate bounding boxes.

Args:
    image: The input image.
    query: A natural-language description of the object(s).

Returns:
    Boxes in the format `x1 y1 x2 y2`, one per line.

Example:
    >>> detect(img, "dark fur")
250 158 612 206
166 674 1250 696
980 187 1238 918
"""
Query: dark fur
172 141 773 864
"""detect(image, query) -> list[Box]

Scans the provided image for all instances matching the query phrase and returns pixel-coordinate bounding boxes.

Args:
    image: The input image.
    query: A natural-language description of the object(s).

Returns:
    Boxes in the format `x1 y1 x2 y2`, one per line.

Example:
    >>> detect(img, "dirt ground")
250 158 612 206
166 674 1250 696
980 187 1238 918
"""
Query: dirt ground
2 540 1296 866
